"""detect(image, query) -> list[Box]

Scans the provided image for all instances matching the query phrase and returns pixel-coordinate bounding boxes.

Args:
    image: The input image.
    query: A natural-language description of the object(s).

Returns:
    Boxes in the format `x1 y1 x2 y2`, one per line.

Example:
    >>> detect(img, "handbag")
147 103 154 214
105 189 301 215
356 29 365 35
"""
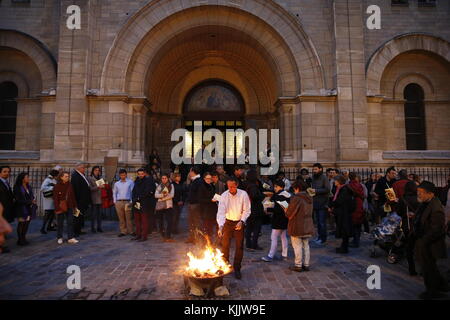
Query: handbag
43 190 53 198
155 200 167 211
56 189 69 214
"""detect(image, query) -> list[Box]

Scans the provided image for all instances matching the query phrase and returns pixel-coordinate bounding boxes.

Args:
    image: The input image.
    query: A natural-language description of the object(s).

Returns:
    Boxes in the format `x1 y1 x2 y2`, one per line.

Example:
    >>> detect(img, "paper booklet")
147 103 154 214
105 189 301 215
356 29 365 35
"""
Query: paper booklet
212 193 222 202
95 178 106 187
276 201 289 209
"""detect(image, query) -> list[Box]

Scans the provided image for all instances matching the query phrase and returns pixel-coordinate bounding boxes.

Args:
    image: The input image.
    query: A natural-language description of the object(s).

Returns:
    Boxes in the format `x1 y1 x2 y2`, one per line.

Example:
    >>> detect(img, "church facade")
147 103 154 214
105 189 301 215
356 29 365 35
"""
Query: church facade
0 0 450 171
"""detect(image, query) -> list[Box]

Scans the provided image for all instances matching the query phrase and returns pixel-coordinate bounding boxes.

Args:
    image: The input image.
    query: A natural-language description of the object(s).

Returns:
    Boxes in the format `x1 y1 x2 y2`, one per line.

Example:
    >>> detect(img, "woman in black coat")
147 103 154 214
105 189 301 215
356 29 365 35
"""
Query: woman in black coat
329 175 353 253
396 181 420 275
245 170 266 250
197 172 218 240
13 172 37 246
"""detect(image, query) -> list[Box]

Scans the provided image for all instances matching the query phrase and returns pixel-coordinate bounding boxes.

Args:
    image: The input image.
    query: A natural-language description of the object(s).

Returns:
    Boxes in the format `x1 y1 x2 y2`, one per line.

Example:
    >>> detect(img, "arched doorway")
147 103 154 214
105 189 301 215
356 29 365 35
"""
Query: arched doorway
182 79 245 165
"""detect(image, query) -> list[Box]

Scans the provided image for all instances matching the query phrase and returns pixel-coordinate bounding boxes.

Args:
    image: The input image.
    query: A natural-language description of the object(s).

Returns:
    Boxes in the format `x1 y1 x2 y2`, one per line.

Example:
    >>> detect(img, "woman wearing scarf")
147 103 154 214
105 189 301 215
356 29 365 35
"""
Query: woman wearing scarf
347 172 365 248
155 174 175 242
329 175 354 253
13 172 37 246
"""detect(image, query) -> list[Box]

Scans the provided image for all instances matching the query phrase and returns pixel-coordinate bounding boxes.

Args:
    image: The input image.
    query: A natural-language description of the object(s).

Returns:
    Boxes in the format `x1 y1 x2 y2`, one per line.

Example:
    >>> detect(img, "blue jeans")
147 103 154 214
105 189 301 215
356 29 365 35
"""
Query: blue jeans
90 204 102 230
314 208 327 242
57 209 74 239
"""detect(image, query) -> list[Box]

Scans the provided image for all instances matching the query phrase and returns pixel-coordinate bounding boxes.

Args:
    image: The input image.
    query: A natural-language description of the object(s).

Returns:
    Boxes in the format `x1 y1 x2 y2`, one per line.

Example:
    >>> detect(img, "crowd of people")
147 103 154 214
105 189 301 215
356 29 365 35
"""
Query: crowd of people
0 157 449 299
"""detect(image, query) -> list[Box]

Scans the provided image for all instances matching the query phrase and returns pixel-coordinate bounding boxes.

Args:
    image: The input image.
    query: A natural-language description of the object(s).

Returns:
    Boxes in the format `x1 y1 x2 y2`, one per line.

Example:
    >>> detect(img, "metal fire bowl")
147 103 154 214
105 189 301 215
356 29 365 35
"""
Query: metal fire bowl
184 267 233 283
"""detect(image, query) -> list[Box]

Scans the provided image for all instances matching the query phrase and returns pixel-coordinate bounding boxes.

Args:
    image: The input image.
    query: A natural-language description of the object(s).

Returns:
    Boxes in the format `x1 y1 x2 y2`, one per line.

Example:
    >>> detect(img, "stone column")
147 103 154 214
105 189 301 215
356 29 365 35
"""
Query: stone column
276 99 301 165
54 0 92 162
333 0 369 161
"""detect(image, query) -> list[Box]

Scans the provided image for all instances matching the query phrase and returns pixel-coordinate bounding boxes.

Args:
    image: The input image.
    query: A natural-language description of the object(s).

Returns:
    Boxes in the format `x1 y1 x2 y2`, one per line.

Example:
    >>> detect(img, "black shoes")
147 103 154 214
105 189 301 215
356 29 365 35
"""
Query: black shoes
254 246 264 251
97 228 103 233
118 233 126 237
289 265 303 272
348 243 359 248
234 269 242 280
302 265 310 272
91 229 97 233
40 228 47 235
336 247 349 254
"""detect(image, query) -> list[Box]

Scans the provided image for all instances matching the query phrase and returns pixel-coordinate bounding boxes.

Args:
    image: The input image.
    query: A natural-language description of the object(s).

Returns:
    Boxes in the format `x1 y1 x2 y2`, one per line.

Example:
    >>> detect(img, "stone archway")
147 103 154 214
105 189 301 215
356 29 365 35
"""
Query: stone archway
100 0 326 97
366 33 450 96
0 29 57 92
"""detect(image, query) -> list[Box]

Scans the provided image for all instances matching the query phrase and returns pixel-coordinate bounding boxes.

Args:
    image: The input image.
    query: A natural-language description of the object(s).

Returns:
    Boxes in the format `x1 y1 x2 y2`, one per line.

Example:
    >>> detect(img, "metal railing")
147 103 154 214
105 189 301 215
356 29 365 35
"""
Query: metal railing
281 166 450 187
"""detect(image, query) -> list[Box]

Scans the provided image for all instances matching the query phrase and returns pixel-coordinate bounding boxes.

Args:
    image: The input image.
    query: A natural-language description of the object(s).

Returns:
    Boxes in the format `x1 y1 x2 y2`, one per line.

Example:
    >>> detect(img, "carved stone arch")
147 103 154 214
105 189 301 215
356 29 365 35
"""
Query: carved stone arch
0 71 29 98
393 73 435 100
0 29 57 92
100 0 326 97
366 33 450 96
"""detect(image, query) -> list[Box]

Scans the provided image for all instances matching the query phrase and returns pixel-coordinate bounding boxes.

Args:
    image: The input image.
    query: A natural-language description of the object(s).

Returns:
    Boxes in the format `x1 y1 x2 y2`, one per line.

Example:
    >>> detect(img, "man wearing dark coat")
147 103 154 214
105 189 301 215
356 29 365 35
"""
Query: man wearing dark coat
131 168 156 241
0 166 14 253
414 181 448 300
0 166 15 223
71 163 92 236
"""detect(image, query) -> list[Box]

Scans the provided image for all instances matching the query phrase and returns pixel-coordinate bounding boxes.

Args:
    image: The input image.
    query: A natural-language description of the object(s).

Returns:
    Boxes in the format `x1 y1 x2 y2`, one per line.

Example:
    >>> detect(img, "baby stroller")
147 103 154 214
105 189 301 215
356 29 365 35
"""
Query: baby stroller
369 212 406 264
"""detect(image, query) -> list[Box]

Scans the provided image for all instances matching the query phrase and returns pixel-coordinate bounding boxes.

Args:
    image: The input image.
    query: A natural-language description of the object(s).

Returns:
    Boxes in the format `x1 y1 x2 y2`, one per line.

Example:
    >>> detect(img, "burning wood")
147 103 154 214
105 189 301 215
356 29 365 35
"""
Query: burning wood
183 235 232 297
185 237 232 279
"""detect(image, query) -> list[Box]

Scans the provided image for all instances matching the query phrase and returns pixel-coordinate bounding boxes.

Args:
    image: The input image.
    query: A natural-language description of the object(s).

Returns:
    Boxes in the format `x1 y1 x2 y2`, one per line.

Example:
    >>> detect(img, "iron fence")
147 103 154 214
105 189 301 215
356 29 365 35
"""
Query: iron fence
281 166 450 187
5 165 450 215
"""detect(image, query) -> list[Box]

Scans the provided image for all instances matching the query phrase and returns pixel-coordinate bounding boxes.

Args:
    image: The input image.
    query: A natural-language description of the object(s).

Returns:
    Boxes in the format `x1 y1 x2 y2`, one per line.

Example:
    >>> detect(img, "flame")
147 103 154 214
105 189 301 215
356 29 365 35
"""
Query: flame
185 240 232 278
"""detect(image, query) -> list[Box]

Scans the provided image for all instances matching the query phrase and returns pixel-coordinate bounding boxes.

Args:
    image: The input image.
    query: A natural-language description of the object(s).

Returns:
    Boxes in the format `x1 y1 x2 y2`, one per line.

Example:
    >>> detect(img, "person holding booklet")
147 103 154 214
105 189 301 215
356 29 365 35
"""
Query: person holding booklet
261 180 291 262
284 180 314 272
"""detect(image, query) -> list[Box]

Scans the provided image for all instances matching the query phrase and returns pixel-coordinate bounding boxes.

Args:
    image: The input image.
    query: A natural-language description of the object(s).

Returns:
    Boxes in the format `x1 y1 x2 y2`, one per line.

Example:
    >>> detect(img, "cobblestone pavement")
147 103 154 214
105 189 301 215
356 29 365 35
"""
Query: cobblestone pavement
0 208 448 300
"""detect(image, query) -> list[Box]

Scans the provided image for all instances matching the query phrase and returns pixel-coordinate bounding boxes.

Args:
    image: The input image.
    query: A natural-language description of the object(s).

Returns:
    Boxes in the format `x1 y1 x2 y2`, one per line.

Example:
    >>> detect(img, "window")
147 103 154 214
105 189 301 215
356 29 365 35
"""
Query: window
404 83 426 150
0 81 18 150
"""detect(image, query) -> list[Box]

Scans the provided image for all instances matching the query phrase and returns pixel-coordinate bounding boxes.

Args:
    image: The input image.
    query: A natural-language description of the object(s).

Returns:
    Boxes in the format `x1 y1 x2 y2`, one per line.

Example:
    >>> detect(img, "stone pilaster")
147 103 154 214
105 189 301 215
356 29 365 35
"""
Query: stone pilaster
333 0 369 161
54 0 92 162
276 99 302 165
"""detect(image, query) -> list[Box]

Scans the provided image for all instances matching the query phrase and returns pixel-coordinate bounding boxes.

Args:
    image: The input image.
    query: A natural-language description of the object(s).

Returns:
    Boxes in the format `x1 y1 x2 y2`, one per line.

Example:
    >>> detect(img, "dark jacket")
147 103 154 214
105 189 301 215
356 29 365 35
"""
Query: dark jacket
246 181 265 220
397 193 419 235
71 170 92 211
173 181 186 204
197 179 217 220
213 180 226 195
132 176 156 213
269 190 290 230
311 173 330 209
285 192 314 237
13 184 37 220
329 185 353 238
187 177 203 204
0 179 15 222
374 176 395 205
414 197 447 261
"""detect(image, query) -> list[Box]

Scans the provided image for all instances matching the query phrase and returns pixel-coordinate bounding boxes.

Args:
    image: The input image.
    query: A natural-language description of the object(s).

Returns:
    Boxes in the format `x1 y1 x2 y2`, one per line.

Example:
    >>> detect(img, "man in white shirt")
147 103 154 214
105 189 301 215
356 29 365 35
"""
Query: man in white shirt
217 178 251 279
113 169 135 237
